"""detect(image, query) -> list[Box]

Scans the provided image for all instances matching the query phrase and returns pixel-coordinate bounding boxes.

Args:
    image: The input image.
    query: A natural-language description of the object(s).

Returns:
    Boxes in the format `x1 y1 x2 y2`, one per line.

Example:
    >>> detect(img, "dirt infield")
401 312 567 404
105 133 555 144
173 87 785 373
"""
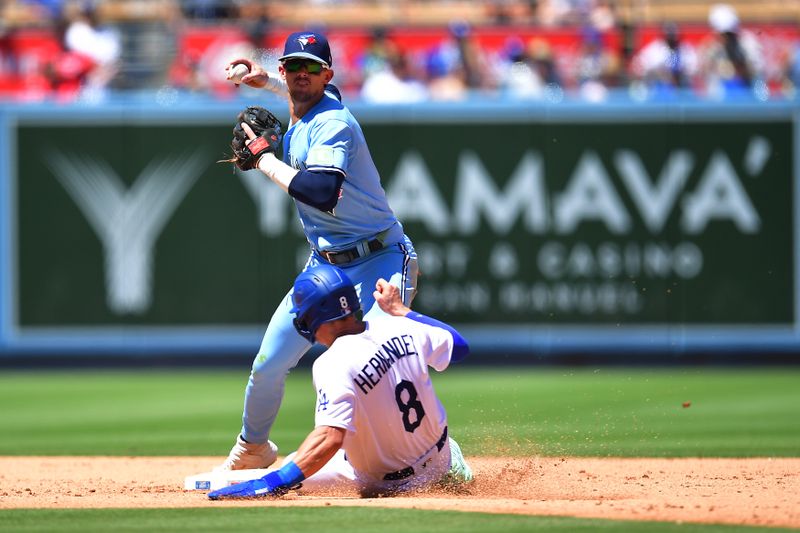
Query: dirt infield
1 456 798 528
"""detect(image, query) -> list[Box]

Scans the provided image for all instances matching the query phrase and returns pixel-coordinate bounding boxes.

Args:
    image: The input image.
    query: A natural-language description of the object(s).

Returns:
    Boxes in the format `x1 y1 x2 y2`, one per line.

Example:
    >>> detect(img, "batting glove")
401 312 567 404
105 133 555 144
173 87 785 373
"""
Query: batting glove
208 461 305 500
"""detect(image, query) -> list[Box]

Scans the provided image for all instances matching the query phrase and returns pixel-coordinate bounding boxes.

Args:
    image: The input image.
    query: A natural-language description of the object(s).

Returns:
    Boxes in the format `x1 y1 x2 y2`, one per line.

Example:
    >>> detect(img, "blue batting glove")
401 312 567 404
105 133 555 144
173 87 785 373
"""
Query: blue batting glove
208 461 305 500
207 471 284 499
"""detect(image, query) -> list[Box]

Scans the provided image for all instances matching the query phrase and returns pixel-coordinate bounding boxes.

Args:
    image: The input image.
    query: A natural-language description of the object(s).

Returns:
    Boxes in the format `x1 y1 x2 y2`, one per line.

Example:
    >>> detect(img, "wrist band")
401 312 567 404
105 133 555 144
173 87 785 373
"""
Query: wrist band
264 74 288 96
276 461 305 486
257 153 298 192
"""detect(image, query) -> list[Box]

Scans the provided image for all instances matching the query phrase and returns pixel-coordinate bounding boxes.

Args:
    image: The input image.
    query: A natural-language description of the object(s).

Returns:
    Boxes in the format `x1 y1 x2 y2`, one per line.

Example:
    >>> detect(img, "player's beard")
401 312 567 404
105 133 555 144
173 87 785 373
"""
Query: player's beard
289 85 320 104
288 71 327 104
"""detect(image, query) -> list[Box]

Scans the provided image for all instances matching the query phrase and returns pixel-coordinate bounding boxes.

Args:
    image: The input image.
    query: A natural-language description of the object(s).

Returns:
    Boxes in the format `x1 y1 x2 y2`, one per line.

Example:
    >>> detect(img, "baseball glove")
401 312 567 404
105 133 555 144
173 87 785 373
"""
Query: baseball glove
223 106 283 171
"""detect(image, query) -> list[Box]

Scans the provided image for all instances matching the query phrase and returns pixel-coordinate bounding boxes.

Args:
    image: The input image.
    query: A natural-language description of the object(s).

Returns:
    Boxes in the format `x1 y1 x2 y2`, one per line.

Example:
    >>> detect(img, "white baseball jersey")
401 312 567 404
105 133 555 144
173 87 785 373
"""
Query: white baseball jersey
311 315 455 481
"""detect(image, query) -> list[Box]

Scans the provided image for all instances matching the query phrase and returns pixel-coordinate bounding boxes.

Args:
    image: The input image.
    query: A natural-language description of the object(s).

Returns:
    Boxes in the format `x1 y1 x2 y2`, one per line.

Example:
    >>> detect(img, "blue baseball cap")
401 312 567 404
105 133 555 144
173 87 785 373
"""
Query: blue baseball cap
279 31 332 67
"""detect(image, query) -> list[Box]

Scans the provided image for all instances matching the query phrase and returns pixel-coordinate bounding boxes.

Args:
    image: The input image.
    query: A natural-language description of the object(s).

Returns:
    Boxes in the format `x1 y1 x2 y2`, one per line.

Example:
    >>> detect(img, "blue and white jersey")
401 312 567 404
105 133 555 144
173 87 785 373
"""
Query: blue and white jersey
283 93 404 251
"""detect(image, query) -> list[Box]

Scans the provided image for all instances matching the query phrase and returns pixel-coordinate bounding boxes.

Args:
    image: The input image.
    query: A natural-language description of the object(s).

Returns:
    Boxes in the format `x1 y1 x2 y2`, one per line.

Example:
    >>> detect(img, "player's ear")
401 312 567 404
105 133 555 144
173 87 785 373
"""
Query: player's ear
278 64 286 78
324 68 334 83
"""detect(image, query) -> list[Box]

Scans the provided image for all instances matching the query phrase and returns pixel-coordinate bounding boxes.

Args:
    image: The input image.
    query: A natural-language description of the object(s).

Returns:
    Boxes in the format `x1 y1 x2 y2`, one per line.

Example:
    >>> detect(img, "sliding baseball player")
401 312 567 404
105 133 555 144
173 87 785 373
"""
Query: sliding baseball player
208 265 472 498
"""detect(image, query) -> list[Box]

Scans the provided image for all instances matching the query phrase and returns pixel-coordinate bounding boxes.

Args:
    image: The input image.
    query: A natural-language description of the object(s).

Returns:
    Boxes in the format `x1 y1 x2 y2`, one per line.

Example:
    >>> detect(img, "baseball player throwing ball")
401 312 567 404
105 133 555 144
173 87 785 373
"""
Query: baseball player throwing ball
217 31 419 470
208 265 472 499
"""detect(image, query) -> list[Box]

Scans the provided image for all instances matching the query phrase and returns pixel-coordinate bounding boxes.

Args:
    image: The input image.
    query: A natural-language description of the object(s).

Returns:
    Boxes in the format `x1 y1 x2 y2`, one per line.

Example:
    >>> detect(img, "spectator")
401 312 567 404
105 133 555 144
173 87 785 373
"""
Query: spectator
575 26 622 102
359 27 395 82
699 3 765 98
62 1 121 96
423 33 466 100
360 48 428 104
497 36 544 99
449 21 493 91
588 0 617 33
536 0 578 27
631 22 699 97
783 43 800 96
423 21 494 100
424 47 466 101
528 37 562 88
181 0 236 21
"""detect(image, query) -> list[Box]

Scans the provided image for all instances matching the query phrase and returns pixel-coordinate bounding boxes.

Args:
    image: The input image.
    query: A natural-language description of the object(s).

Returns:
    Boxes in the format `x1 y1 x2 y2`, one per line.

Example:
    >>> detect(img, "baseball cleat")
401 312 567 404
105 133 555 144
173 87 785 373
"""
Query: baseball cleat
215 435 279 471
446 438 473 483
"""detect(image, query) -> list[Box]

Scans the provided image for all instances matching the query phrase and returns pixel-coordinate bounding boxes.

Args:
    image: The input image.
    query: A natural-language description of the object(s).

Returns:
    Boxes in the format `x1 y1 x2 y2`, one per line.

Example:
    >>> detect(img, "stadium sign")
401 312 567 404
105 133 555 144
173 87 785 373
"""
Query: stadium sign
365 120 791 326
0 105 795 355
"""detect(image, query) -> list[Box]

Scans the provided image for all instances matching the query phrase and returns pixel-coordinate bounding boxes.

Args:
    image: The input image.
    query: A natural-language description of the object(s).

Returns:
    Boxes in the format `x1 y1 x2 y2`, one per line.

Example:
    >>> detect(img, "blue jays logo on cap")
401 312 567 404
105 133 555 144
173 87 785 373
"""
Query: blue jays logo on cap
297 34 317 49
279 31 332 67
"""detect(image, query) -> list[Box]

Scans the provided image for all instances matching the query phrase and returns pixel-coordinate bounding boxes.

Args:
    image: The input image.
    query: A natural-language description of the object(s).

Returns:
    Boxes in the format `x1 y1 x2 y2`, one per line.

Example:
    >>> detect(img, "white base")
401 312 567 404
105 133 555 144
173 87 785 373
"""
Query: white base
184 468 272 491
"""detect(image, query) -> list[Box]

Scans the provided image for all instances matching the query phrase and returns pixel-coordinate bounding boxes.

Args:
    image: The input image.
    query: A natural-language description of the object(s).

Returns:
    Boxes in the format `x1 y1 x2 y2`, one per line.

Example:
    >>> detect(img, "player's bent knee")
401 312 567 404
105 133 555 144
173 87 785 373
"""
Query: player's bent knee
248 358 284 385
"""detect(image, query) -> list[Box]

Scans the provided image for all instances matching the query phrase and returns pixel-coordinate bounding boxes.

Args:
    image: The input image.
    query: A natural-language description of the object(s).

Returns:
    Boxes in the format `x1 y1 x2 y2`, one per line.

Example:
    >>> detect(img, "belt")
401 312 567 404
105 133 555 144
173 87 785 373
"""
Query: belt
383 426 448 481
320 238 384 265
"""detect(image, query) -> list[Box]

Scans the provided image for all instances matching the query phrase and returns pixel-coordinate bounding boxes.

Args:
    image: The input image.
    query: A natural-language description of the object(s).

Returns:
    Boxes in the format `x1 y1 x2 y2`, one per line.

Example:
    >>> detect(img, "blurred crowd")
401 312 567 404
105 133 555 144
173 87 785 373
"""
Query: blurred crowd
1 0 799 103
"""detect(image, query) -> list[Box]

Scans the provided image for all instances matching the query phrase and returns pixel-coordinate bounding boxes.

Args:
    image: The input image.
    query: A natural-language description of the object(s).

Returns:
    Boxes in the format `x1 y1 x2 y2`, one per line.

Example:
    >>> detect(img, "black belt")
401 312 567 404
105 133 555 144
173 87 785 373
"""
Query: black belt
383 465 414 481
320 238 384 265
383 426 448 481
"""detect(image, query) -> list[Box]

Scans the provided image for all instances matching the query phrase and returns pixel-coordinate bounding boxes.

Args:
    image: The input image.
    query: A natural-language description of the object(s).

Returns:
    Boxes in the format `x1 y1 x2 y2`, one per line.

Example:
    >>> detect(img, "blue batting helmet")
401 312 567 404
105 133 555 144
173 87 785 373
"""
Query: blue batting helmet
290 263 361 342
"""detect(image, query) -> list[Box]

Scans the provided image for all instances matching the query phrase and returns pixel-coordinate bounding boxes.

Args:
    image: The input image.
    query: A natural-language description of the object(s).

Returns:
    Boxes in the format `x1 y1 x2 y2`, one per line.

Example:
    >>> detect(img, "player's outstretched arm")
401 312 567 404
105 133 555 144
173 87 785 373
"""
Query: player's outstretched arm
225 58 289 97
291 425 346 476
208 426 345 500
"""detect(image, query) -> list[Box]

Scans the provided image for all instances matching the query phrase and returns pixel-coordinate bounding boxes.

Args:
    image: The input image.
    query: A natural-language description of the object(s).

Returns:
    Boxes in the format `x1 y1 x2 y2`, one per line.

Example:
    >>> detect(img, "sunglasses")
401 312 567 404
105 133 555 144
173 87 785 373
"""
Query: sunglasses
283 59 325 74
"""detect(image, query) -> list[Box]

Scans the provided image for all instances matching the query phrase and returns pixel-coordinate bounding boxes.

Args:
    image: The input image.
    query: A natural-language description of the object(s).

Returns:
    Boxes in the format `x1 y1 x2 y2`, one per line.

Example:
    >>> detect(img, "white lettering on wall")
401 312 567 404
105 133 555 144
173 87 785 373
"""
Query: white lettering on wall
555 151 632 234
48 150 206 314
615 150 693 233
681 151 761 233
386 151 451 234
454 150 548 234
382 141 764 237
537 240 703 280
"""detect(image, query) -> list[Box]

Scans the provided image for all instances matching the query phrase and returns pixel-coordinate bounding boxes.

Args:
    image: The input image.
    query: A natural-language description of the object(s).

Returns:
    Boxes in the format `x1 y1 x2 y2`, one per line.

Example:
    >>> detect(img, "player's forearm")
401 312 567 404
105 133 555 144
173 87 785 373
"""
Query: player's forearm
257 153 297 192
264 72 289 98
291 425 346 478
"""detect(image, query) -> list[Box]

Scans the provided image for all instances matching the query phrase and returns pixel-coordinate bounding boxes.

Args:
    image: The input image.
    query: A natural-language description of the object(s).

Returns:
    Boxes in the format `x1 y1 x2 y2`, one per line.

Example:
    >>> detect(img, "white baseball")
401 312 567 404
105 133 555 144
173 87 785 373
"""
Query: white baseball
228 63 250 84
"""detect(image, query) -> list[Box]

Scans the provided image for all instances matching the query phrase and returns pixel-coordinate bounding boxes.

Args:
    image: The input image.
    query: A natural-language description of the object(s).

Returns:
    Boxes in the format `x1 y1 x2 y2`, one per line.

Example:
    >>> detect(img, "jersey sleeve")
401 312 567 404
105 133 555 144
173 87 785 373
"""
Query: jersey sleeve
312 353 356 432
403 317 456 372
406 311 469 363
306 118 352 175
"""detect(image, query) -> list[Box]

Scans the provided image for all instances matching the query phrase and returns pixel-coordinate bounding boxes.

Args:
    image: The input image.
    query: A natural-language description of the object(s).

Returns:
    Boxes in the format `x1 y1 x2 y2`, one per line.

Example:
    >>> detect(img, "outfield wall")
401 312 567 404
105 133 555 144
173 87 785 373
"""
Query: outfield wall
1 97 798 358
